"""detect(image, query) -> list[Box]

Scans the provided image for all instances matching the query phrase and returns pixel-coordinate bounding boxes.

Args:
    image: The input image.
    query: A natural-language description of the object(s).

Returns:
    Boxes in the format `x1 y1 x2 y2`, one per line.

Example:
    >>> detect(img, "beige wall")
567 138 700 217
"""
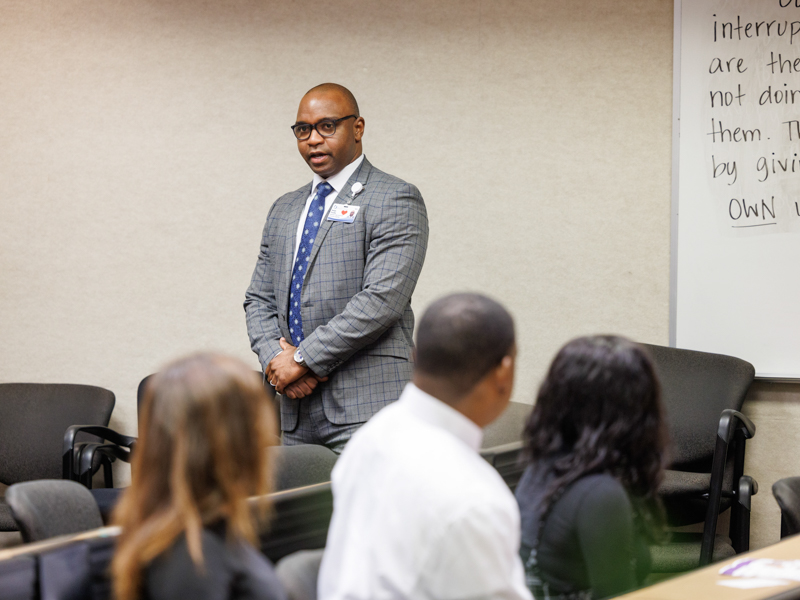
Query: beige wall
2 0 792 549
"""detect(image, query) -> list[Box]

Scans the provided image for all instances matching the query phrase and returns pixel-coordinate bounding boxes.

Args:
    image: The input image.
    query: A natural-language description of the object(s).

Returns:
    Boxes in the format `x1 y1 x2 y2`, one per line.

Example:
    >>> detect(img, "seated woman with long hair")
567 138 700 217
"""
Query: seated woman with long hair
516 336 668 600
112 353 286 600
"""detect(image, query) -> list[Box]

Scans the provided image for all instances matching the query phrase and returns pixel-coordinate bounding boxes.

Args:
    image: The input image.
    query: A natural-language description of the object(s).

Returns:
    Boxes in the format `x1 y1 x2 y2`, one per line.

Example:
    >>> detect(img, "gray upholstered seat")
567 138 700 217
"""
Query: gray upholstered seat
0 383 115 532
649 533 736 573
658 470 712 499
6 479 104 543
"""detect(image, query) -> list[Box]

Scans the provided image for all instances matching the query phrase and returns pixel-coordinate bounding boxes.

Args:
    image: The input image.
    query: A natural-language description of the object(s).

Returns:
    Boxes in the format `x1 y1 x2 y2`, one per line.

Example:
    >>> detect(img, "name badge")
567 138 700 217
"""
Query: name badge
327 204 360 223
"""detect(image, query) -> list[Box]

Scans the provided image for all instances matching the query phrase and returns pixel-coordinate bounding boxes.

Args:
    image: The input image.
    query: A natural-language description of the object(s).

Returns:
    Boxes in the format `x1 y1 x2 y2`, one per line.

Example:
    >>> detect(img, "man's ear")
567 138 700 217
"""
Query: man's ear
495 354 515 397
354 116 365 141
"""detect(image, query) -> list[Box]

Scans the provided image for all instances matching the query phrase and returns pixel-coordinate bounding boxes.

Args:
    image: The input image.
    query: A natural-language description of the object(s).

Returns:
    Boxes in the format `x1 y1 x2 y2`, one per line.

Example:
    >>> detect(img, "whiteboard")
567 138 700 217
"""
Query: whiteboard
673 0 800 378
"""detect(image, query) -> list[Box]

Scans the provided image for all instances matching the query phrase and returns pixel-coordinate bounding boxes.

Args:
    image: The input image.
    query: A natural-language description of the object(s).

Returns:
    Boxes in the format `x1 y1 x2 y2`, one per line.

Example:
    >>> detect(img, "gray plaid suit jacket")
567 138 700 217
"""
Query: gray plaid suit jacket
245 157 429 431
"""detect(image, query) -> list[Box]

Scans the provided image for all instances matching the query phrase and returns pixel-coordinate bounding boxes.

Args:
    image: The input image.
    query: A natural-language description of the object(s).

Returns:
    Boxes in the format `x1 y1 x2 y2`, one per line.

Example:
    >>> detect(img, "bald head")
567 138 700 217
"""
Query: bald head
415 293 516 398
304 83 360 117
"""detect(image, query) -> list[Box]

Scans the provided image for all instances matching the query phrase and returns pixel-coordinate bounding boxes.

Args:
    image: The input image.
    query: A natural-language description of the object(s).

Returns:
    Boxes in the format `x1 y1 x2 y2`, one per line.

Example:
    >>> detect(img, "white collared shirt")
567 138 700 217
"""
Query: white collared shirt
293 154 365 263
318 383 533 600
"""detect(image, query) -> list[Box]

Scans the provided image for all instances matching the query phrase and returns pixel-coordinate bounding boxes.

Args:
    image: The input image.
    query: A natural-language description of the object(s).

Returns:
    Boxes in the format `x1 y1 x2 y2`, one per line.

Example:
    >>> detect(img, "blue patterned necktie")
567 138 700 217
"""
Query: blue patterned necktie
289 181 333 346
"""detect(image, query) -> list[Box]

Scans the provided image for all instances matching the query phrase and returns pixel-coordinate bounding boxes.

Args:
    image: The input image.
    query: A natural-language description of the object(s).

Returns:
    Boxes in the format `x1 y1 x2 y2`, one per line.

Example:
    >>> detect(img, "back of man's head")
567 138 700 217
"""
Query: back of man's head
415 293 515 400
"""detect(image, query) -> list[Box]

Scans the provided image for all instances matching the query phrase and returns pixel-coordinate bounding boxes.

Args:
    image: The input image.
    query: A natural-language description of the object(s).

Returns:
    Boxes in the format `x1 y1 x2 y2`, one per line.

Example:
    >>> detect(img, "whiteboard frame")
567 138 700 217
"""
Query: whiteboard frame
669 0 681 349
669 0 798 381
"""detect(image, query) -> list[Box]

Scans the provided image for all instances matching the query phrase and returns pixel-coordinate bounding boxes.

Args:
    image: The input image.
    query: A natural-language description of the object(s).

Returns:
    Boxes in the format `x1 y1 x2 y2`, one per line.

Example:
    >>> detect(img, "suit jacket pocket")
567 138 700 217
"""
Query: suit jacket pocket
324 351 413 425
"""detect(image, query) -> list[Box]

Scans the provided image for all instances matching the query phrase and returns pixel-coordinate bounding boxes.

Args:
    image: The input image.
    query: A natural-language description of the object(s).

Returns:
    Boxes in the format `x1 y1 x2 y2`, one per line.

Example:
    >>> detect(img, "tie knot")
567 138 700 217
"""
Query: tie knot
316 182 333 198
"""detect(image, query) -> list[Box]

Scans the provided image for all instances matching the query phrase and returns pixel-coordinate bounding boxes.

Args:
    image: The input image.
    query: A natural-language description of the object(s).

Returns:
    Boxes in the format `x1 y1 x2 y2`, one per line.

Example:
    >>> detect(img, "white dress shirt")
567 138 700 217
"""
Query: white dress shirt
293 154 365 263
318 383 533 600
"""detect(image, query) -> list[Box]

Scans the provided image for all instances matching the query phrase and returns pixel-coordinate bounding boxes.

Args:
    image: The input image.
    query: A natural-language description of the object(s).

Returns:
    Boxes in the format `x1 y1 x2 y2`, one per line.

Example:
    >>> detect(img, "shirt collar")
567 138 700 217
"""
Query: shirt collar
312 154 365 197
400 383 484 452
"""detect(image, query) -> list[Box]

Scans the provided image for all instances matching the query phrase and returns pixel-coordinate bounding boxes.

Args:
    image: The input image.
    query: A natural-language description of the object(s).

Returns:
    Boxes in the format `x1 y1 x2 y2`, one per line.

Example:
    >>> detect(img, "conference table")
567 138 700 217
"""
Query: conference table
619 535 800 600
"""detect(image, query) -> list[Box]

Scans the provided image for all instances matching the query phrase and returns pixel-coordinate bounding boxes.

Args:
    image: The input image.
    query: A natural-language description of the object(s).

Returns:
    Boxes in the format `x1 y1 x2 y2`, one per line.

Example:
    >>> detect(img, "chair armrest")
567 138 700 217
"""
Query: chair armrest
64 425 137 449
78 442 135 488
63 425 137 480
718 409 756 442
64 441 98 480
700 409 757 565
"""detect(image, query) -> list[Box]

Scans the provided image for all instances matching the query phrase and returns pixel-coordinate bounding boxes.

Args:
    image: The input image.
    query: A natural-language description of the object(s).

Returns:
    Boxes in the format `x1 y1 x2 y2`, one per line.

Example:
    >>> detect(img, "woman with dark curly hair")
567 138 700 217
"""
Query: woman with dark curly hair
516 335 668 600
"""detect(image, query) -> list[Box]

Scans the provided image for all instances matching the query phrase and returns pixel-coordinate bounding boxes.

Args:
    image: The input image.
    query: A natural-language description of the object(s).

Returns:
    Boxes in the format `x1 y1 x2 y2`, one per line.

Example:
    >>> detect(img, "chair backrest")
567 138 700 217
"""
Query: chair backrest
270 445 338 492
482 401 530 449
0 384 115 485
136 374 153 417
258 482 333 563
0 555 36 600
640 344 755 470
39 535 116 600
773 477 800 538
6 480 104 543
0 528 118 600
480 441 525 491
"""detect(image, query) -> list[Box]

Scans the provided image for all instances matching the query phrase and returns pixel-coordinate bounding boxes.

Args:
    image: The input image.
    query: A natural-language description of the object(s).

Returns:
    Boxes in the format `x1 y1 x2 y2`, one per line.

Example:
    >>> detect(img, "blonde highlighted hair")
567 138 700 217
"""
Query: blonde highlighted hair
111 353 278 600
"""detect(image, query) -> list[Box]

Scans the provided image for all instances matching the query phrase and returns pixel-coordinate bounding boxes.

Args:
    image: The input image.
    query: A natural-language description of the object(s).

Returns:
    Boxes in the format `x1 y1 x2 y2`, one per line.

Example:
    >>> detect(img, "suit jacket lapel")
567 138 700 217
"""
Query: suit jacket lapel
307 157 374 268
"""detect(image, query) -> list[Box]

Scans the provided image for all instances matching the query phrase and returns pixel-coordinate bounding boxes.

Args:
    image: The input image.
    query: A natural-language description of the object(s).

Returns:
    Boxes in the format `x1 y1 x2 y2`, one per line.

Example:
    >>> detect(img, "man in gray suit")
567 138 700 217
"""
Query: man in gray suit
245 83 429 452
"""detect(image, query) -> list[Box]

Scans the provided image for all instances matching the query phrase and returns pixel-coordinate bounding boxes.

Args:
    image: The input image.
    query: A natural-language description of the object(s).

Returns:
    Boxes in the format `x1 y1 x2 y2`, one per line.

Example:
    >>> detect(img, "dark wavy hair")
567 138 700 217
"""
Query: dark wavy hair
523 335 669 539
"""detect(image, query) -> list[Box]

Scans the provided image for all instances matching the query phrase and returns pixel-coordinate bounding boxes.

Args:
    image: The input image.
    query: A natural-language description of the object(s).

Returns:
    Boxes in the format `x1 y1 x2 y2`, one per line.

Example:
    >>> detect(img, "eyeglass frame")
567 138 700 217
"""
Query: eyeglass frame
290 115 358 141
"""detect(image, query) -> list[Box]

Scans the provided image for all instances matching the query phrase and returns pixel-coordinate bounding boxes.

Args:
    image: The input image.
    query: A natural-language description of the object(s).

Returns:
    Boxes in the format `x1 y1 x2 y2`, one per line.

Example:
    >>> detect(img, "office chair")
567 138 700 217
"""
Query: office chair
6 480 103 543
641 343 756 572
772 477 800 539
0 383 114 533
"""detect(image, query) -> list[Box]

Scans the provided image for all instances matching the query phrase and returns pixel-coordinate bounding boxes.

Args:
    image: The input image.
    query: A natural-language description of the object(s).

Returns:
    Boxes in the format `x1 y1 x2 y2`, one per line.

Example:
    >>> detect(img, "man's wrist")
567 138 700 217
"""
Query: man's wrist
293 347 307 368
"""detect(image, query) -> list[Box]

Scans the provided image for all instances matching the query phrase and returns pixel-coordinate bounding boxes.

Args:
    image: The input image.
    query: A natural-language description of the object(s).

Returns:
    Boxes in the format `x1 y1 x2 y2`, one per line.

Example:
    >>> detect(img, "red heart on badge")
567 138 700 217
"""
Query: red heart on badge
341 210 347 215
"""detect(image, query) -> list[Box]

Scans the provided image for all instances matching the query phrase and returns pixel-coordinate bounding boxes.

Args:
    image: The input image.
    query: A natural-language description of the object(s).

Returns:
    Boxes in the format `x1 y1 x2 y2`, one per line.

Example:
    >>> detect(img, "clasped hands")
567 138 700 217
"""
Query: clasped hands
265 338 328 399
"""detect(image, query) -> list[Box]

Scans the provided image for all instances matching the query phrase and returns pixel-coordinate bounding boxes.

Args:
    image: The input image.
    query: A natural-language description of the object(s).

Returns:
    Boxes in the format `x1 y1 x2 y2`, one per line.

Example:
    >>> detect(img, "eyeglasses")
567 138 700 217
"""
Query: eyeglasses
291 115 357 141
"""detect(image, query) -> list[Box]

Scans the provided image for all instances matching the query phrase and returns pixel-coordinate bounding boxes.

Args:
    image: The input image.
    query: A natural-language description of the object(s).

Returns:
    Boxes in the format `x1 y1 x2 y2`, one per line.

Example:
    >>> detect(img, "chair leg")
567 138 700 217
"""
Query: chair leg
79 446 95 490
782 513 790 539
103 457 113 488
730 475 757 553
80 469 94 489
700 435 729 565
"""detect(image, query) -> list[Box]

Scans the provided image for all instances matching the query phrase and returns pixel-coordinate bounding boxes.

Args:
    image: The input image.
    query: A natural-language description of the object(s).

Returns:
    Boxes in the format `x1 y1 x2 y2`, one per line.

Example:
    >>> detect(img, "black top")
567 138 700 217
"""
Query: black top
143 524 287 600
515 468 650 600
